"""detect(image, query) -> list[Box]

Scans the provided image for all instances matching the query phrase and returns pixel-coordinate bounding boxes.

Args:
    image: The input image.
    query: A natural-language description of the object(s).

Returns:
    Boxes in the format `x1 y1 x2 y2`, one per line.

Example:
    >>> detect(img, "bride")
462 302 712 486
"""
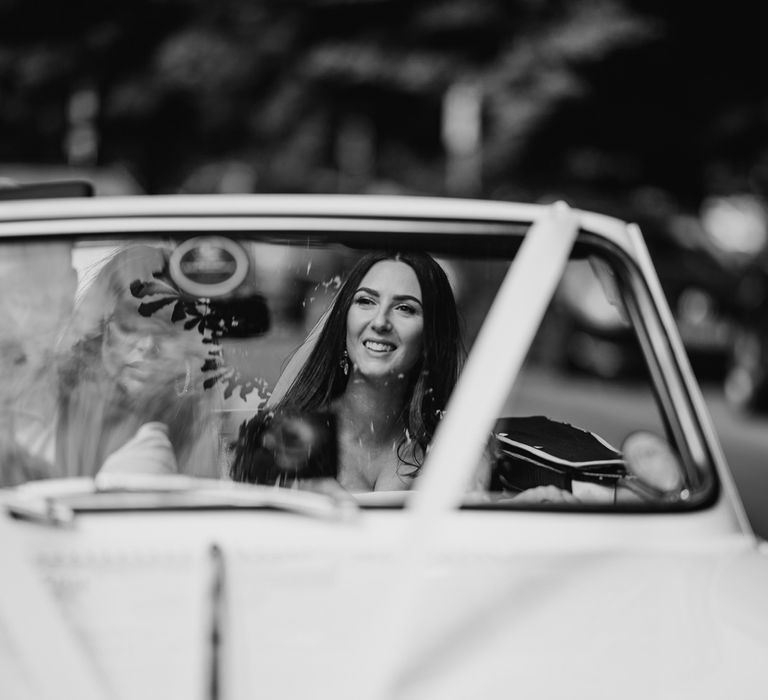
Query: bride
230 251 464 491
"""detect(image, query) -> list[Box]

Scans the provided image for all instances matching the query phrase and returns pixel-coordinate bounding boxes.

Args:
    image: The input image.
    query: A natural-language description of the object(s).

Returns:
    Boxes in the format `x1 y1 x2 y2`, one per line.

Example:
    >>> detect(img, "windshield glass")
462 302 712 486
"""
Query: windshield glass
0 227 714 510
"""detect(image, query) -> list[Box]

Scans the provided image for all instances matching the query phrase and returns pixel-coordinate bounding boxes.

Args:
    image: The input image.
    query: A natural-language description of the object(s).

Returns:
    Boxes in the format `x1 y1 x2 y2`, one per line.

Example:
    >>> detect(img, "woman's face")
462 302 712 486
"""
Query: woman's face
101 302 197 396
345 260 424 382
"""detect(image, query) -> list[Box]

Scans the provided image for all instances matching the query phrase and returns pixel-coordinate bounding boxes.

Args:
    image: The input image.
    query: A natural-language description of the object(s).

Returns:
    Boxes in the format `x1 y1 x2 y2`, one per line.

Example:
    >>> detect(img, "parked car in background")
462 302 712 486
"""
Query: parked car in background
699 194 768 413
0 163 142 196
549 189 768 421
1 192 766 700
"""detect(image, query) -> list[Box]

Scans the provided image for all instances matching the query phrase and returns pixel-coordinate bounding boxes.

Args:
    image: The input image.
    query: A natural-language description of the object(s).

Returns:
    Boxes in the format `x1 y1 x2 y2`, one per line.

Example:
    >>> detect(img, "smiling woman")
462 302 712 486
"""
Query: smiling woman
231 251 464 491
346 259 425 383
0 200 709 512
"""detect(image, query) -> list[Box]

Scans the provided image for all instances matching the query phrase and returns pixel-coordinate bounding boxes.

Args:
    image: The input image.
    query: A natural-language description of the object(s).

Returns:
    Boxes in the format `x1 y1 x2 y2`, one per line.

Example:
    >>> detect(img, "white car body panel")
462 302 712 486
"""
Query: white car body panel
4 508 767 700
0 194 765 699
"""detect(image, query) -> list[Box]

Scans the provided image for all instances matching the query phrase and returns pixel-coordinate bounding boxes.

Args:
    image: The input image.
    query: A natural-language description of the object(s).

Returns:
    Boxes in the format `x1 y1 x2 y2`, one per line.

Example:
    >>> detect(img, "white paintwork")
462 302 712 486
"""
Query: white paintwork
0 193 765 699
3 507 766 699
0 193 549 221
0 511 109 700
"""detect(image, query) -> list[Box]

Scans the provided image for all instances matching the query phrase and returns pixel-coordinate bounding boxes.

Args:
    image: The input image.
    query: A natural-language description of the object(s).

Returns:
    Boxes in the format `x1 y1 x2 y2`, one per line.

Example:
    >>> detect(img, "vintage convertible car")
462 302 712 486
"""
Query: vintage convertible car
0 192 766 700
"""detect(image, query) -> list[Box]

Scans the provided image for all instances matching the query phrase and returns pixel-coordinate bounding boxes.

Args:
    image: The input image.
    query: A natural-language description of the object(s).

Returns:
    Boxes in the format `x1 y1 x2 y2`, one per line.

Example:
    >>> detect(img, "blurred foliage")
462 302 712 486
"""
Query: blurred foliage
1 0 767 209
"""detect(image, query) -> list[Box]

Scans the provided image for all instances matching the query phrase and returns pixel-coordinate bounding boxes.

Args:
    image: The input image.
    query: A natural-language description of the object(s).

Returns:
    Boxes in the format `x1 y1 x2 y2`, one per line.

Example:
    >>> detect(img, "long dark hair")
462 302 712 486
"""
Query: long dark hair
277 251 463 471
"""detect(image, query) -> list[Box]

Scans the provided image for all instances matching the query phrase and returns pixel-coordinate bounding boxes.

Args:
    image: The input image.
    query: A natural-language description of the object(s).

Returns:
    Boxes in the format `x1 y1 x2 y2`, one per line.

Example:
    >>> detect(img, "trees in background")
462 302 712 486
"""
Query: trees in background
1 0 766 212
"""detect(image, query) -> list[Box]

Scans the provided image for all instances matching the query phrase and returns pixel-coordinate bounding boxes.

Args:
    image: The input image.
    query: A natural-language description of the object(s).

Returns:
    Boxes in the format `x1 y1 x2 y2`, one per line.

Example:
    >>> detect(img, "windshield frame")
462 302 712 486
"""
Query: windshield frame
0 194 735 521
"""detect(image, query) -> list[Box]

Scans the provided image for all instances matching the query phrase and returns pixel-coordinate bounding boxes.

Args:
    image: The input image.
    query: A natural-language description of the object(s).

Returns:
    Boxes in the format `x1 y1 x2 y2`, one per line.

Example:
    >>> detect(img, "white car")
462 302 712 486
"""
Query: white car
0 192 766 700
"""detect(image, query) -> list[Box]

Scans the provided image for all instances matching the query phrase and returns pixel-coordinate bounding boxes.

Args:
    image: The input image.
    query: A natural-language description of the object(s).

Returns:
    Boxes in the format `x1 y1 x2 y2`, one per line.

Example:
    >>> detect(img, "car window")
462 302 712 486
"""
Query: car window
0 229 714 510
498 251 675 506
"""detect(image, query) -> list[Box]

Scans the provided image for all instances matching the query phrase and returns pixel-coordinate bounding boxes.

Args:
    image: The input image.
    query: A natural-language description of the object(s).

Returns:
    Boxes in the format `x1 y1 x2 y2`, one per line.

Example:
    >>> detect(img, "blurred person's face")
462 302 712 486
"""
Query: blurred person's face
345 260 424 382
101 302 202 396
0 244 77 395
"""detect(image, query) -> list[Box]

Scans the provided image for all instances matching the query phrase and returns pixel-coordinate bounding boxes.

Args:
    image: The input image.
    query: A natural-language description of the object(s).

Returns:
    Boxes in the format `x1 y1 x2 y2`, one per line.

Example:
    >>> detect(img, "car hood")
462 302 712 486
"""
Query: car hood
382 547 768 700
4 507 767 700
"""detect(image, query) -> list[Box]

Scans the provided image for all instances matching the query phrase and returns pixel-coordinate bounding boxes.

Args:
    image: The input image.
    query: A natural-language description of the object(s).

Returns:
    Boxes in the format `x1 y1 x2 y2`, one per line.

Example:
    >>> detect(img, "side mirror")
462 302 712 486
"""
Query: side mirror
621 431 683 500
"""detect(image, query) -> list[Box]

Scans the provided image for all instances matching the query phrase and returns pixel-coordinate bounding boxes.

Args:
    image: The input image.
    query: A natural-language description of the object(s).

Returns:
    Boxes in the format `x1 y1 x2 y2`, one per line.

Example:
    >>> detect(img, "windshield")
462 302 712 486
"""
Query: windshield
0 222 715 510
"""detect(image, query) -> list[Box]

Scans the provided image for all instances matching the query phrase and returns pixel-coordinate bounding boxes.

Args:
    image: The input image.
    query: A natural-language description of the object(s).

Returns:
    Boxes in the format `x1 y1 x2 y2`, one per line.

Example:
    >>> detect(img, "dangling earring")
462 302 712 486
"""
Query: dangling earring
340 348 350 376
176 360 192 396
